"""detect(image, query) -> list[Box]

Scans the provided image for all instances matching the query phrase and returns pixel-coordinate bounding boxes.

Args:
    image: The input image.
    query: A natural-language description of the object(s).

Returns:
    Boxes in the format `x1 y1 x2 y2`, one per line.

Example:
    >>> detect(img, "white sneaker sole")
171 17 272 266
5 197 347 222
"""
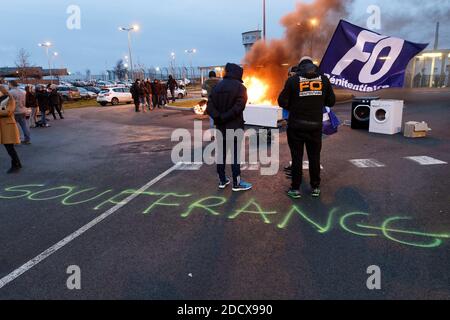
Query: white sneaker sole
232 186 253 192
219 180 231 189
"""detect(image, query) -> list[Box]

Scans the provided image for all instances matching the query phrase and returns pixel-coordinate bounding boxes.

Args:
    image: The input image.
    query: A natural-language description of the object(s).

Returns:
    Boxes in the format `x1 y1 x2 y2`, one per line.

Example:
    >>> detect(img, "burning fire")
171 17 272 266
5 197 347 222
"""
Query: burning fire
244 76 273 105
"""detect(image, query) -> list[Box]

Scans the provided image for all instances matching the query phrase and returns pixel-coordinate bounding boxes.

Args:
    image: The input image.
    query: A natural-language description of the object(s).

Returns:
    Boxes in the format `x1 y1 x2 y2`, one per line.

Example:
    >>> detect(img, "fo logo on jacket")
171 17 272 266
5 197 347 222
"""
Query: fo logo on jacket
320 20 427 93
299 77 323 97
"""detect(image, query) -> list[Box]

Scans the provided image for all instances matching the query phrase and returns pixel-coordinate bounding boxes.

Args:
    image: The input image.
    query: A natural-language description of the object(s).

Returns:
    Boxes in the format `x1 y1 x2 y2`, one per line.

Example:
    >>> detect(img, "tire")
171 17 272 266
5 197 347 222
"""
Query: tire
111 98 119 106
99 102 107 107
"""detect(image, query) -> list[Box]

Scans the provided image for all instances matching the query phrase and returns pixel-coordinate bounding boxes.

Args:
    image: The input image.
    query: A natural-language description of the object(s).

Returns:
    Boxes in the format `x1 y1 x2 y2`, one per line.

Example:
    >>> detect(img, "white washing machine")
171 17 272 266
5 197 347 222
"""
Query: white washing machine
369 100 404 135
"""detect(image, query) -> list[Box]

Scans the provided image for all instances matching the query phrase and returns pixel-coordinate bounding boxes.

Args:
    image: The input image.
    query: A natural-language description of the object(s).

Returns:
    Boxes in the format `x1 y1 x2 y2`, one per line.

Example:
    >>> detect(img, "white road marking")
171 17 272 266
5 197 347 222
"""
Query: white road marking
405 156 447 166
177 162 203 170
303 161 324 170
0 162 183 290
242 163 260 171
349 159 386 168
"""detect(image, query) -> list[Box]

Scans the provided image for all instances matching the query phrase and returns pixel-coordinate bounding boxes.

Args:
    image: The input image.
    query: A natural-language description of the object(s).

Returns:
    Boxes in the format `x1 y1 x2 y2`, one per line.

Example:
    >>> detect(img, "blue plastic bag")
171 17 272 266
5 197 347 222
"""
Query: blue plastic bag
323 107 341 135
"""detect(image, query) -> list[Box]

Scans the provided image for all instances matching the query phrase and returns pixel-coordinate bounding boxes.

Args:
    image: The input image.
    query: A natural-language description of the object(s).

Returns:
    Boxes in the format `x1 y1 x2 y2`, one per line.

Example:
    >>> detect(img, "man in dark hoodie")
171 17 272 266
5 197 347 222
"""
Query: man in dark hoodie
130 79 143 112
278 56 336 199
35 85 50 127
206 63 252 192
48 84 64 120
167 75 178 103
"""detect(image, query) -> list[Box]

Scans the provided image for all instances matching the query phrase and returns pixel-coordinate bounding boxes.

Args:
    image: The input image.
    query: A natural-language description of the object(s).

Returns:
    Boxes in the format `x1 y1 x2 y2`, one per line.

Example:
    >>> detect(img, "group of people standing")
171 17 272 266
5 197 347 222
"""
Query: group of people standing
0 80 65 174
28 83 65 128
130 75 178 113
206 57 336 198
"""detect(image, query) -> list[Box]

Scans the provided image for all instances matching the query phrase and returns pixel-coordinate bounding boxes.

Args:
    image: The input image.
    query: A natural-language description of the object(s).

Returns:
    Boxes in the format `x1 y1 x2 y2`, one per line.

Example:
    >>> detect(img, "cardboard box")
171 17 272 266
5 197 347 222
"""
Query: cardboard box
404 121 430 138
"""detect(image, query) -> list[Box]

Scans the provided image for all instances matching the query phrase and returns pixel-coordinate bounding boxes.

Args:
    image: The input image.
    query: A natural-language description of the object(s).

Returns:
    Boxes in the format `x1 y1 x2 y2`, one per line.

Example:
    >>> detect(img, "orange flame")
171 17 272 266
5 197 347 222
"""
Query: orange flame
244 76 273 105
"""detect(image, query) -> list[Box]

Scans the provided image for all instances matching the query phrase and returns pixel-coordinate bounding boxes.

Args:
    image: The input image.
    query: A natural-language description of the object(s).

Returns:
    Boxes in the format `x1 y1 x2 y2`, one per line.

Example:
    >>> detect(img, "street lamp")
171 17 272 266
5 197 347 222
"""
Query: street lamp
119 24 139 81
38 42 53 84
155 66 163 80
51 52 59 73
185 48 197 78
170 52 176 77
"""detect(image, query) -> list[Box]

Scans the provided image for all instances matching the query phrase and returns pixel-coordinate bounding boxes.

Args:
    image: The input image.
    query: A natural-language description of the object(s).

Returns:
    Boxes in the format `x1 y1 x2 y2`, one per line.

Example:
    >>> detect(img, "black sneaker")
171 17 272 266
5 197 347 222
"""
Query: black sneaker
287 189 301 199
219 177 231 189
311 188 321 198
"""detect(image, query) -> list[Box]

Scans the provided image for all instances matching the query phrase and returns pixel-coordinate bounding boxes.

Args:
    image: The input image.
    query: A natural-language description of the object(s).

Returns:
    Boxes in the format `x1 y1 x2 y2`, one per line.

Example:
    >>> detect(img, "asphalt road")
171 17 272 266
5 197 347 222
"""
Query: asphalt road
0 89 449 300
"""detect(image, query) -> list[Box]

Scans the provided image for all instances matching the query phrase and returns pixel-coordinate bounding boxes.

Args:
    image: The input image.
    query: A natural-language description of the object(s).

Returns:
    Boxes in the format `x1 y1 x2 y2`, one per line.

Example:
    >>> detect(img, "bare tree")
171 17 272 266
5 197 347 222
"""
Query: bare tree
15 48 32 82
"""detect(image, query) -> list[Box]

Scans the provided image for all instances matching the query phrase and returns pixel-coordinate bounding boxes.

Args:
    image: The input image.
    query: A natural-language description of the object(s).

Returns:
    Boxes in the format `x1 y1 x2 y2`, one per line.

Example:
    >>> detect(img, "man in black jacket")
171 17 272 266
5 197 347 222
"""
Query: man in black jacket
167 75 178 103
48 85 64 120
278 57 336 199
206 63 252 192
130 79 143 112
35 85 50 127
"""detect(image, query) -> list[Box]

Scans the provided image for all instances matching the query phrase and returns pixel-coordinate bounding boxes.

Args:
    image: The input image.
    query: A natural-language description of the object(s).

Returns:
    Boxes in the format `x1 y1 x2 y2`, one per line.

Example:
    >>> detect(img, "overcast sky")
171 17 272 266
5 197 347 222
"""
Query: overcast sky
1 0 449 74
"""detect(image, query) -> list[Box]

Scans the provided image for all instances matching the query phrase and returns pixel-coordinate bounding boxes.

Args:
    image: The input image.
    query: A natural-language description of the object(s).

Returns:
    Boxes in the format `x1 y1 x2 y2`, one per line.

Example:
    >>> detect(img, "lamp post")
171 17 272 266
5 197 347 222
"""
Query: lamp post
52 52 59 68
262 0 266 40
51 52 59 81
38 42 53 84
119 25 139 81
184 48 197 78
123 55 130 81
155 67 162 80
170 52 176 77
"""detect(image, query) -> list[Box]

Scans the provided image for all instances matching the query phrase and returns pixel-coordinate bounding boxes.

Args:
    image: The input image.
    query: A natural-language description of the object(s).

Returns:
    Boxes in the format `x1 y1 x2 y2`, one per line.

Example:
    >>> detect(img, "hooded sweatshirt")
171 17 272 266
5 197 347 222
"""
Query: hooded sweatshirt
278 60 335 129
206 63 248 130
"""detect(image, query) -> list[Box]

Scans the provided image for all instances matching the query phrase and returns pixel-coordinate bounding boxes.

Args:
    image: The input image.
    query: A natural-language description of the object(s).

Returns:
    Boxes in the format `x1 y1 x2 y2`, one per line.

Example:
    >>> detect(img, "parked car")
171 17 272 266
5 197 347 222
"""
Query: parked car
57 86 81 101
84 86 101 94
78 87 97 99
97 87 133 106
115 81 128 88
169 86 188 99
97 81 115 89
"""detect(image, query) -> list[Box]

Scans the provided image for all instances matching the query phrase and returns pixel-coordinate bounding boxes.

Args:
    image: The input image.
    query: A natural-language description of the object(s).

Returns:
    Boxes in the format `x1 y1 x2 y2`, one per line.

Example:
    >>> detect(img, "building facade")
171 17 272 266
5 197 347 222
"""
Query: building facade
242 30 262 53
406 49 450 88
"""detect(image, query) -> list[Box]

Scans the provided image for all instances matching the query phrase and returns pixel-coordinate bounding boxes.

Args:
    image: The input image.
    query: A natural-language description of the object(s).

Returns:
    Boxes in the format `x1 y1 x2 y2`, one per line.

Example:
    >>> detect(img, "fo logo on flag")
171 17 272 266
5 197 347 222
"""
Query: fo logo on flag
320 20 427 92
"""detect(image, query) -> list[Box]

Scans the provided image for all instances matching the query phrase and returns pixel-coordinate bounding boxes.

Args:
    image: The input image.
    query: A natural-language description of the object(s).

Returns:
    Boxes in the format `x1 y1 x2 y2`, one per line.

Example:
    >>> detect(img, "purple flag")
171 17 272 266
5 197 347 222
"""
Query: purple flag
320 20 428 92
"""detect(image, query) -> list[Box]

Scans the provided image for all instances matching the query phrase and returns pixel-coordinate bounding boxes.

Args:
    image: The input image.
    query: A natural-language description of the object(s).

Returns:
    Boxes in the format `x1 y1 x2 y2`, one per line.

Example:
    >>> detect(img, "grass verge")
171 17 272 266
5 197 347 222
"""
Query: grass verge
64 99 99 110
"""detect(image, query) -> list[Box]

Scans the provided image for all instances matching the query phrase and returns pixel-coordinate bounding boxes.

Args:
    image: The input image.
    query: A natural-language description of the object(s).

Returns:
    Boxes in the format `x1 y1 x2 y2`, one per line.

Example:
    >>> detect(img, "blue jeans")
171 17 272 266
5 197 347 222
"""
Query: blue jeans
15 114 31 142
217 135 241 186
40 107 47 125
